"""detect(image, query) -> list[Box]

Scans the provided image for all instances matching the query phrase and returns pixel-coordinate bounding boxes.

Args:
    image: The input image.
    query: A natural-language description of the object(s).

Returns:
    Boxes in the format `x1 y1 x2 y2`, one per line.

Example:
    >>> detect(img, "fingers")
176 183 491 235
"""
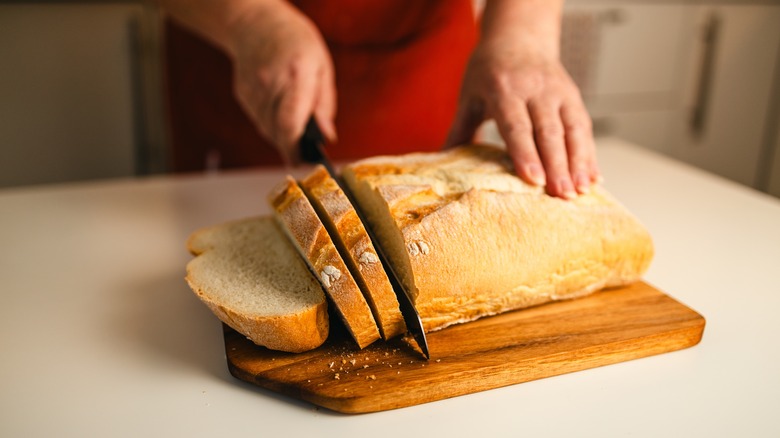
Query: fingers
270 60 319 158
527 100 577 199
229 9 335 166
444 98 485 149
560 100 598 193
497 97 598 199
237 58 336 165
493 98 546 186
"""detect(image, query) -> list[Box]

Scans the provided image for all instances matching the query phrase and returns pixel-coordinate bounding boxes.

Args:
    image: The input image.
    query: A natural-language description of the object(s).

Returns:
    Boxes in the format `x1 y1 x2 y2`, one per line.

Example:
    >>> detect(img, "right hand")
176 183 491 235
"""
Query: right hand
227 1 337 164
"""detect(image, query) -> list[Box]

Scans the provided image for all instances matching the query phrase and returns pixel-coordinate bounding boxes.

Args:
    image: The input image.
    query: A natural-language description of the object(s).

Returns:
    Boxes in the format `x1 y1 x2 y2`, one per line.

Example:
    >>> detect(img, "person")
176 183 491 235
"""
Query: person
159 0 600 199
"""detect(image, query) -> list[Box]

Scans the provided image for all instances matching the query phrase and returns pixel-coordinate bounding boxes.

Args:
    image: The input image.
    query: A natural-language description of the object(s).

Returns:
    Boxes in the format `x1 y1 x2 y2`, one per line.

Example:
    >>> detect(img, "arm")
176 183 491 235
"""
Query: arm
448 0 599 199
157 0 337 163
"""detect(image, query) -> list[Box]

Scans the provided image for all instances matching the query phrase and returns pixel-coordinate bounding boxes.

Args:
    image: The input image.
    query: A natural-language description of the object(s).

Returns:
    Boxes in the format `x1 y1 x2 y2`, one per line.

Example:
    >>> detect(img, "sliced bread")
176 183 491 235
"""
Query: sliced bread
185 216 329 353
268 175 381 348
342 144 655 332
300 165 406 340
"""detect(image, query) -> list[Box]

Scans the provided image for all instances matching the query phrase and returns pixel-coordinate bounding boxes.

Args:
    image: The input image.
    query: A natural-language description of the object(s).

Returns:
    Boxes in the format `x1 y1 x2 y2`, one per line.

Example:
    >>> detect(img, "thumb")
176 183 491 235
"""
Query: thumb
444 98 485 149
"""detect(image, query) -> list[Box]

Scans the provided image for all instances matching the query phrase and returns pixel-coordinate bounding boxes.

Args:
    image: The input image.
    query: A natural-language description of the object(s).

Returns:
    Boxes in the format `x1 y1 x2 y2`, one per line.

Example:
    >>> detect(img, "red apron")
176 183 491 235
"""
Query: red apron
166 0 477 171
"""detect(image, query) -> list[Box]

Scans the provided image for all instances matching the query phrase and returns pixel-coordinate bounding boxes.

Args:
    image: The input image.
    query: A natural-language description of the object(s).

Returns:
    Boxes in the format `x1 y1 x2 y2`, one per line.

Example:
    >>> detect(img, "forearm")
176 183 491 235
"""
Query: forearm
480 0 563 60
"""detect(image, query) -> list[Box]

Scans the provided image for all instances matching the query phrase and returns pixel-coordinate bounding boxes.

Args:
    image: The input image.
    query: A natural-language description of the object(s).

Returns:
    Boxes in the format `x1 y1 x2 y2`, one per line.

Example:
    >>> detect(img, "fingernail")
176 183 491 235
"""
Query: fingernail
559 179 578 200
575 173 591 194
525 163 546 186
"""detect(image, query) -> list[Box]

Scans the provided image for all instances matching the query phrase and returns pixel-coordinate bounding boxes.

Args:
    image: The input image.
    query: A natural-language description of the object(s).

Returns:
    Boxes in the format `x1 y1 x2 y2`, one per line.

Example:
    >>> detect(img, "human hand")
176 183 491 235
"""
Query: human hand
446 43 600 199
227 1 336 164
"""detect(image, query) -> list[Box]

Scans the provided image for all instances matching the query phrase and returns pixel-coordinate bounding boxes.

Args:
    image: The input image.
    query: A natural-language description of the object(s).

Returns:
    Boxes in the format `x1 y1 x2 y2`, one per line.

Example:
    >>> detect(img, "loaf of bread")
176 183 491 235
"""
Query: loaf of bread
300 165 406 340
185 216 328 353
268 175 381 348
185 144 654 353
342 144 654 332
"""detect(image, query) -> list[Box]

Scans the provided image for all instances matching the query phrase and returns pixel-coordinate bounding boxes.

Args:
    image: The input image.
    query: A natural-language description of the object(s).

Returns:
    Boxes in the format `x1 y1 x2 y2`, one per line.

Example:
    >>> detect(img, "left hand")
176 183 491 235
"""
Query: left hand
446 42 600 199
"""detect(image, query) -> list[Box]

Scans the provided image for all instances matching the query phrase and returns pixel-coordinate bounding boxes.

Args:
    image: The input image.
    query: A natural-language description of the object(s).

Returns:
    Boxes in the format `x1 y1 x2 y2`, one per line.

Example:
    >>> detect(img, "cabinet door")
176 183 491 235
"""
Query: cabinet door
668 5 780 188
562 3 698 153
574 4 693 97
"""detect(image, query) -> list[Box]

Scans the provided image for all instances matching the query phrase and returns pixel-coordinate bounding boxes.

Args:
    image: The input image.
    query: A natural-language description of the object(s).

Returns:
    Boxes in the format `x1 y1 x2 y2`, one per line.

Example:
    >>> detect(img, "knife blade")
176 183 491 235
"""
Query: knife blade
299 116 430 359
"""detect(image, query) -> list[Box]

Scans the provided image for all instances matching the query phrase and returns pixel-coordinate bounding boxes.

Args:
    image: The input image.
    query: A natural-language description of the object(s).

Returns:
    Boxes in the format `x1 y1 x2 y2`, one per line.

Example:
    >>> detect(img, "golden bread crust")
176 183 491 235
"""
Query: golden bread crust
269 176 380 348
343 145 654 331
301 165 406 340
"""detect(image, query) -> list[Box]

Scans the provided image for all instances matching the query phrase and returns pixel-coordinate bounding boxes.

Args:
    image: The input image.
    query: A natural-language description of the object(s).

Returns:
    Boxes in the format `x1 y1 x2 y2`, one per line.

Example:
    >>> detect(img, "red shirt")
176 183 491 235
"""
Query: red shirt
166 0 477 171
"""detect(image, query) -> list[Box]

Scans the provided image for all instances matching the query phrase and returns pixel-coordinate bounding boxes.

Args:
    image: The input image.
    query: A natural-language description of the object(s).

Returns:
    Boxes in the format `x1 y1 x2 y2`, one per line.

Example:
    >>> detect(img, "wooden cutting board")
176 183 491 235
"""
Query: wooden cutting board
224 282 704 414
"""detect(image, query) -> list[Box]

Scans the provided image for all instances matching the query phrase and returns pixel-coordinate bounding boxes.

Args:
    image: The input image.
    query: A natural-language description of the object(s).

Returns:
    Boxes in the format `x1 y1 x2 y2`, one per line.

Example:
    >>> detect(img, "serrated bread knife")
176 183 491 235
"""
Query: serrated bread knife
299 116 430 360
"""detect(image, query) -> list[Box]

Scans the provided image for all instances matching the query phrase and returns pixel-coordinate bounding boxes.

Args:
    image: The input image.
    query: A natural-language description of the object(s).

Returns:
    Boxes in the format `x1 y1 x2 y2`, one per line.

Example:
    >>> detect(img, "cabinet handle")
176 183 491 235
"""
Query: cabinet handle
690 11 722 137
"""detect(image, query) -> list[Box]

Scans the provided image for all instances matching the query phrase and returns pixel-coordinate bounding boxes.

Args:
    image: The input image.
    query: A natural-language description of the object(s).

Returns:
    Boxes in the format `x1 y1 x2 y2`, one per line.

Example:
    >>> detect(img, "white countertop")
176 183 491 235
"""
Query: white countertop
1 138 779 437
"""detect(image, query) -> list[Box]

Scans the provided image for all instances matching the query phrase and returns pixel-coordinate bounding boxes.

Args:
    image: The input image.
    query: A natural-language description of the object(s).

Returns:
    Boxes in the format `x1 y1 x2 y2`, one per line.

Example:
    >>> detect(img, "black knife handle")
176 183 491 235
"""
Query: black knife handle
300 116 325 163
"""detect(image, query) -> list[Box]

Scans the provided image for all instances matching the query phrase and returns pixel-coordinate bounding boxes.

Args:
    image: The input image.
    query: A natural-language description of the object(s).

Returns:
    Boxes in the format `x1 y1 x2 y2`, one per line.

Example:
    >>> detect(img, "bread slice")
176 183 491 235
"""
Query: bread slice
342 144 654 332
268 176 381 348
185 216 328 353
300 165 406 340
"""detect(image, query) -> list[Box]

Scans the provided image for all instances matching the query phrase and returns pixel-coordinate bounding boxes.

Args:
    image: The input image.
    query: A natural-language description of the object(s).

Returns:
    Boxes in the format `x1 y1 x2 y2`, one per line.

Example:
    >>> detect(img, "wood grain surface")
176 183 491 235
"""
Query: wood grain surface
224 282 705 414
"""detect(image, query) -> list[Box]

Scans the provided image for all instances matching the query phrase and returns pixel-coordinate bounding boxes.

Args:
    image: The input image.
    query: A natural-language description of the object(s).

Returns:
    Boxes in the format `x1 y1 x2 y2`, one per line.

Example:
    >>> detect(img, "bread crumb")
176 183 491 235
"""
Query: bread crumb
328 362 334 368
341 359 347 365
350 359 357 366
436 359 441 363
334 373 340 380
363 364 369 369
367 375 376 380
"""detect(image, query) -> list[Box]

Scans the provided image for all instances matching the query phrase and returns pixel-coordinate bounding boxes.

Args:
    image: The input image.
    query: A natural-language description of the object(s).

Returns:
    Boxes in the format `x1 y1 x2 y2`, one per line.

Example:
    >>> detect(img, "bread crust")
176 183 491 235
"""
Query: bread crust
300 165 406 340
343 145 654 332
269 176 381 348
185 216 329 353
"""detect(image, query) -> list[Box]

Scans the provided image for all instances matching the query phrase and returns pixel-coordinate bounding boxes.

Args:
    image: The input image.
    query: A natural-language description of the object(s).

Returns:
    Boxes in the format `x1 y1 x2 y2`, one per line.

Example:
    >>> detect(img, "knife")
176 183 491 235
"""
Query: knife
299 116 430 360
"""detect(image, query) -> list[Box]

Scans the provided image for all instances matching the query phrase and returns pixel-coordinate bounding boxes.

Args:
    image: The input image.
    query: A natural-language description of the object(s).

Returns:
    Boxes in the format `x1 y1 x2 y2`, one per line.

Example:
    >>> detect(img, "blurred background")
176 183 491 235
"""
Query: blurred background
1 0 779 198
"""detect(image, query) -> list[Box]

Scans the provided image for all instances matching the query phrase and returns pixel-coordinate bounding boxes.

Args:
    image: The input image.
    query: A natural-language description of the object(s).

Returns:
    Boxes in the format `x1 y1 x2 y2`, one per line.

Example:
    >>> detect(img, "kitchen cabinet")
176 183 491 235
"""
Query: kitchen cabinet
562 2 780 196
0 2 165 188
667 5 780 190
562 3 697 153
